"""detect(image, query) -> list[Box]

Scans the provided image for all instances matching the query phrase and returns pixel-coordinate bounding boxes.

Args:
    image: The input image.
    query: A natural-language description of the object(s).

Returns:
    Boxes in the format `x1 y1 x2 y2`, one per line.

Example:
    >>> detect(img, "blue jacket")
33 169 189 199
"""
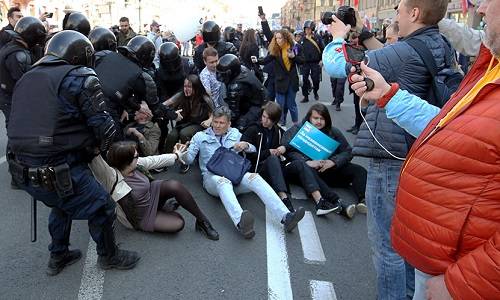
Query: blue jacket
184 127 256 177
323 26 454 159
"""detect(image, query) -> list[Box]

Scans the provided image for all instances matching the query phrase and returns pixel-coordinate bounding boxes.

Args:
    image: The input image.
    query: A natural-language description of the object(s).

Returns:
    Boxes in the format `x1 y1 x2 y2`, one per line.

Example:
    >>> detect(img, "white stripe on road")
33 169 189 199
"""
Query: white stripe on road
298 211 326 264
266 208 293 300
0 155 6 165
310 280 337 300
78 241 105 300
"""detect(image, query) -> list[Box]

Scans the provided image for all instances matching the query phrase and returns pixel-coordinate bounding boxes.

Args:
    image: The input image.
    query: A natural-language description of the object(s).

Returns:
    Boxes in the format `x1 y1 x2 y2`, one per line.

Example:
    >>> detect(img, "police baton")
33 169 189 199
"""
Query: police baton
31 197 37 242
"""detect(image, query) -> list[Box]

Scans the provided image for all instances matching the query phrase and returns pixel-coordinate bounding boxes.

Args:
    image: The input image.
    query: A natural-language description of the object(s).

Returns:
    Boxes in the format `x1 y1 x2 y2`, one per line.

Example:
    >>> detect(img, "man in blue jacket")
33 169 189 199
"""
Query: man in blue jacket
322 1 457 299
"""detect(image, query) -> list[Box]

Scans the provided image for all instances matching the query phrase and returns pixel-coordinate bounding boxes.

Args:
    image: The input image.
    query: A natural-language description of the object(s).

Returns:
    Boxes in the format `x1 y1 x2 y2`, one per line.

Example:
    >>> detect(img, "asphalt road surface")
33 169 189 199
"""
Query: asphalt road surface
0 70 376 299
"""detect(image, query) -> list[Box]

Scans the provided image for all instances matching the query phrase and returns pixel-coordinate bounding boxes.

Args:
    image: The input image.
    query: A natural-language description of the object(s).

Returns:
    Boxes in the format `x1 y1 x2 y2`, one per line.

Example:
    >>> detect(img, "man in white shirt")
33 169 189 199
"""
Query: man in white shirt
199 47 224 108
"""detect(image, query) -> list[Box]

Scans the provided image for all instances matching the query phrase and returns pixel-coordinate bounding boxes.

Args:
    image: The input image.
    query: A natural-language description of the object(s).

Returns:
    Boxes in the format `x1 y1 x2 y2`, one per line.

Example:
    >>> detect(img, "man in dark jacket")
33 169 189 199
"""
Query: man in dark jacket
300 20 324 102
117 17 136 47
0 7 23 48
323 1 458 298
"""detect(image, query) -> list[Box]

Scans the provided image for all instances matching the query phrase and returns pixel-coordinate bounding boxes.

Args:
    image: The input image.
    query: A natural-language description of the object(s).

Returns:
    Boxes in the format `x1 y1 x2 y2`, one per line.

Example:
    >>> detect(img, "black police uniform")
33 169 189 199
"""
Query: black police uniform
94 50 176 140
300 32 324 100
219 63 265 131
0 39 32 127
0 23 14 49
7 55 118 258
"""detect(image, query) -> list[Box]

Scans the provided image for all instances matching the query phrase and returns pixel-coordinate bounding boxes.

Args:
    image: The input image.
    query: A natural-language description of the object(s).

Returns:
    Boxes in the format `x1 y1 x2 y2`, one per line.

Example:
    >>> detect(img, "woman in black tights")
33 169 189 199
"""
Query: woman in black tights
107 141 219 240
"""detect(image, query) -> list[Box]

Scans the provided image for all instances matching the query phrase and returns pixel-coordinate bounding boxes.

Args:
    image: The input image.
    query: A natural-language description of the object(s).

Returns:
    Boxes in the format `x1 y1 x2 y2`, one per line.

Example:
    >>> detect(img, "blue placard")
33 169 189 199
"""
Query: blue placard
289 121 340 160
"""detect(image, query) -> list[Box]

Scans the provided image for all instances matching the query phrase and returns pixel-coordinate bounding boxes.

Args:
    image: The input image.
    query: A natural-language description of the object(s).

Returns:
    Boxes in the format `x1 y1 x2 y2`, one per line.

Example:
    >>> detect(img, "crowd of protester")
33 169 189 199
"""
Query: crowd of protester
0 1 498 299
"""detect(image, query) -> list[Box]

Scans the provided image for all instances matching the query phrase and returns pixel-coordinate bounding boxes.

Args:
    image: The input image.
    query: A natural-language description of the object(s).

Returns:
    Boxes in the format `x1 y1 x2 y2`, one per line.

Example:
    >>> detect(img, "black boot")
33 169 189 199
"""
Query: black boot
300 97 309 103
97 224 140 270
195 219 220 241
314 91 319 100
46 249 82 276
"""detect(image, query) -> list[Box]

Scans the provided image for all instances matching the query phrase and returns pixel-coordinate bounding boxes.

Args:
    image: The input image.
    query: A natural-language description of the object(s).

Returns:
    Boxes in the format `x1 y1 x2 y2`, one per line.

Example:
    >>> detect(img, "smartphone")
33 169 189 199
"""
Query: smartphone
258 6 264 16
47 12 53 18
342 43 366 64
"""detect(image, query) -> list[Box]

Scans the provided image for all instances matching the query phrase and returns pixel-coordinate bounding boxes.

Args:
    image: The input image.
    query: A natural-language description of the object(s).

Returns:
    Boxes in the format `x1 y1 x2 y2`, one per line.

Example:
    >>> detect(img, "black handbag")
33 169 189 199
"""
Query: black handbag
206 143 251 185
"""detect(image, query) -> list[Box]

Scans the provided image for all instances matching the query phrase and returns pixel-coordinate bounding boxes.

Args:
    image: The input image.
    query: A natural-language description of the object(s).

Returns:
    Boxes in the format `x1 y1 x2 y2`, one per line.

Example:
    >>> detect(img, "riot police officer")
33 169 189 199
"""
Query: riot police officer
62 12 91 36
216 54 265 131
300 20 324 103
7 31 140 276
223 26 241 51
156 42 197 100
0 16 46 128
155 42 197 153
193 21 237 71
92 34 176 141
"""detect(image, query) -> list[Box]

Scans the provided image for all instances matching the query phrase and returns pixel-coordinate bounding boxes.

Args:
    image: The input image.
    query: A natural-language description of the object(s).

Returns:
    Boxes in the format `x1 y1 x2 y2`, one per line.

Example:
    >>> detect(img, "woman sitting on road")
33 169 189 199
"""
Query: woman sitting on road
106 141 219 240
241 102 354 217
280 103 367 217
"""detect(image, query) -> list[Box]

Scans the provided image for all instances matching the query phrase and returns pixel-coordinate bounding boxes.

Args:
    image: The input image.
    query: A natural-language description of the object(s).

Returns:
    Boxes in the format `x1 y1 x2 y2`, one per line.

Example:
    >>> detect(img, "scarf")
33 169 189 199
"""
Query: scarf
305 35 321 53
281 42 292 71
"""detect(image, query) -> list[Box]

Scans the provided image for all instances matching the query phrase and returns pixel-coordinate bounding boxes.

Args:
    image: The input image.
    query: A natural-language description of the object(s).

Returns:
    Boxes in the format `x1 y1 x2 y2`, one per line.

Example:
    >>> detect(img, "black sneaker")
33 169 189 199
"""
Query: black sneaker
282 197 295 212
98 248 140 270
300 97 309 103
314 92 319 101
237 210 255 239
316 198 341 216
282 207 305 232
335 103 341 111
46 249 82 276
179 163 190 174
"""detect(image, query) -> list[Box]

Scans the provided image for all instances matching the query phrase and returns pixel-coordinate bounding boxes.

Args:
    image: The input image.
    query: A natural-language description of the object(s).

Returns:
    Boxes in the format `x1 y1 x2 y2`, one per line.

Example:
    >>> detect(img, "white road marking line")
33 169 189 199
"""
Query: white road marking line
78 241 105 300
266 208 293 300
298 211 326 264
310 280 337 300
0 155 6 165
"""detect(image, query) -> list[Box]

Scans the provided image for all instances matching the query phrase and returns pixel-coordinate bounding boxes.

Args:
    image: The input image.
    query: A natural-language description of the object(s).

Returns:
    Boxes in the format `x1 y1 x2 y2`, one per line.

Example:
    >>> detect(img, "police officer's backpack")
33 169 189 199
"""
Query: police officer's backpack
406 38 464 108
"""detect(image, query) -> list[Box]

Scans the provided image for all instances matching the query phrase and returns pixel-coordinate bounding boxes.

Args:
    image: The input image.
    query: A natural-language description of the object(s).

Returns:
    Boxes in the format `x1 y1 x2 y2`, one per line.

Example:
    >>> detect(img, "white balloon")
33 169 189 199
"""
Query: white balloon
164 5 203 42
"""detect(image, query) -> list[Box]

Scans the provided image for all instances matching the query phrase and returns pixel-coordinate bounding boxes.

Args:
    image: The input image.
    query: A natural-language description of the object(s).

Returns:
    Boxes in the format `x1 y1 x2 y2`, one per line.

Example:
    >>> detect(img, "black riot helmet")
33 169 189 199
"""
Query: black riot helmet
119 35 155 68
14 16 47 48
216 54 241 84
158 42 181 71
88 27 117 52
63 12 91 36
223 26 236 42
202 21 221 45
303 20 316 31
45 30 95 67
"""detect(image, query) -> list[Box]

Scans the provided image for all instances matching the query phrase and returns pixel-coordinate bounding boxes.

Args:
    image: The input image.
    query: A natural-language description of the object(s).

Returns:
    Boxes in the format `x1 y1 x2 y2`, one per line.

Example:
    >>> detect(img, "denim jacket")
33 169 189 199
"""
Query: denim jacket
183 127 256 177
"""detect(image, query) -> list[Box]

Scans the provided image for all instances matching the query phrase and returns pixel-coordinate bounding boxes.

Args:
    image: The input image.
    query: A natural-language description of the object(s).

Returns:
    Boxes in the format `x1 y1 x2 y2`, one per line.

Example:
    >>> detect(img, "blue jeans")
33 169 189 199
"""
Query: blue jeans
366 158 415 300
275 85 298 125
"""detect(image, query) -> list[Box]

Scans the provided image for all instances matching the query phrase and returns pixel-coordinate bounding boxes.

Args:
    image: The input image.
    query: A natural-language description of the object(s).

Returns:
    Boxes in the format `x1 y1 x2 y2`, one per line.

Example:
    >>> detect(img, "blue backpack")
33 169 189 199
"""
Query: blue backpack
406 38 464 108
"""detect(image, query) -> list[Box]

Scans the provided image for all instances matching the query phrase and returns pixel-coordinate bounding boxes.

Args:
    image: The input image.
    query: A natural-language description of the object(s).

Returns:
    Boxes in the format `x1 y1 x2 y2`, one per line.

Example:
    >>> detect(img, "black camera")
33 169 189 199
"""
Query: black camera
321 6 356 27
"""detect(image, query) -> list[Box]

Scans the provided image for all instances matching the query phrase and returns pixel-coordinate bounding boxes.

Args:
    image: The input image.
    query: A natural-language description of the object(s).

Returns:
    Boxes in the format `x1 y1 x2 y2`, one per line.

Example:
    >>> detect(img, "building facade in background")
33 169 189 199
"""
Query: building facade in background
281 0 482 31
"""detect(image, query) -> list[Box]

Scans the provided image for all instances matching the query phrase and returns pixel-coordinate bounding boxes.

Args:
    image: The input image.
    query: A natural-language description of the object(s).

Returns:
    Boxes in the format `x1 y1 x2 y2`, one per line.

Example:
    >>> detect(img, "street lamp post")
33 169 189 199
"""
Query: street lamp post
138 0 142 34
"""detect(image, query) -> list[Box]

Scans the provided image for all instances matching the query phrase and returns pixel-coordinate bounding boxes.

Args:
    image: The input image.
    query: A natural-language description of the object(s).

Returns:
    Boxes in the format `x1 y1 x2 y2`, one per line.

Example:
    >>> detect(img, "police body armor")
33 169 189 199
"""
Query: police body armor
156 57 194 98
226 66 265 126
8 64 94 157
94 50 142 117
0 41 31 96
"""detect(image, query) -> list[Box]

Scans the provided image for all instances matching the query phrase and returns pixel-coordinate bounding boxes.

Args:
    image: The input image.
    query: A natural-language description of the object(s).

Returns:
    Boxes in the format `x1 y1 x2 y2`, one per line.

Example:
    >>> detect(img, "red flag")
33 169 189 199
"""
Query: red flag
461 0 469 14
354 0 359 9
